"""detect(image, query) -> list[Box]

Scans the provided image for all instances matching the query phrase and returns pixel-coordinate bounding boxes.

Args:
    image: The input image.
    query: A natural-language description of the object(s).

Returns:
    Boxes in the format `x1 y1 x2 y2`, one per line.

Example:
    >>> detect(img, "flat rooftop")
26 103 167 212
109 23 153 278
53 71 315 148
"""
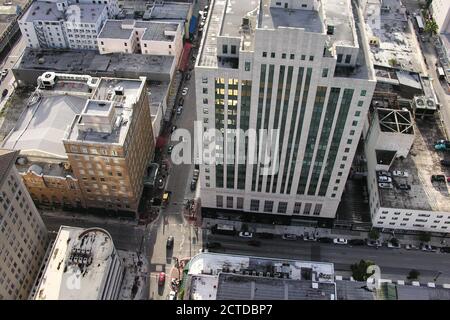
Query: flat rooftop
98 20 179 41
378 117 450 212
363 0 422 72
215 273 336 300
33 226 117 300
145 2 191 21
21 1 106 23
66 76 144 145
1 93 87 158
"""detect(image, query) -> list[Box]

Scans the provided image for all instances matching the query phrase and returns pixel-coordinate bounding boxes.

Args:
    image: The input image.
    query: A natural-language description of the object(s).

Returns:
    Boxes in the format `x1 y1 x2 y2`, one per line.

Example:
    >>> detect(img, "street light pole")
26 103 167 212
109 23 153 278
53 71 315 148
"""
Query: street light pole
434 271 442 283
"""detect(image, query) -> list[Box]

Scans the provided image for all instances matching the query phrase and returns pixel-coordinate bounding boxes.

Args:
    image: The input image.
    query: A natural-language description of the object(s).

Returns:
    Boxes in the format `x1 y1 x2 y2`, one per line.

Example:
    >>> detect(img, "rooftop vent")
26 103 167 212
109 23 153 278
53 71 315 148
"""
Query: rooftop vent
327 25 334 35
242 17 250 28
114 86 124 96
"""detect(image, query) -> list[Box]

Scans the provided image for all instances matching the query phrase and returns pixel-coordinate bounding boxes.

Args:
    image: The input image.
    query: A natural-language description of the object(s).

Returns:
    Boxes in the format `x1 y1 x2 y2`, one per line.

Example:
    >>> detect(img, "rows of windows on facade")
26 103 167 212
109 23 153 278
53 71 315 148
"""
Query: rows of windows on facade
0 150 48 300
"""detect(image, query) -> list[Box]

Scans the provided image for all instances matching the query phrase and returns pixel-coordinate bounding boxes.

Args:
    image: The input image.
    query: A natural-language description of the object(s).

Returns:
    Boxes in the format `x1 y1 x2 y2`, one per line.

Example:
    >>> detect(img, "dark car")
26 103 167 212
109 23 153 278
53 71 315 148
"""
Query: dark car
206 242 222 249
178 97 184 106
440 247 450 253
348 239 366 246
1 89 7 98
257 232 274 239
317 237 333 243
166 236 174 249
247 240 261 247
440 159 450 167
190 179 197 191
431 175 446 183
185 73 191 81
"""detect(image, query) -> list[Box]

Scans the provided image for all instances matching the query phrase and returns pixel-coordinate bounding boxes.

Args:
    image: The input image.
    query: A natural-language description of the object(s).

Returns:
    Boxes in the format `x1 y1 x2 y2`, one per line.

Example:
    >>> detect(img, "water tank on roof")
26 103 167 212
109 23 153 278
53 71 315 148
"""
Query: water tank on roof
28 164 43 175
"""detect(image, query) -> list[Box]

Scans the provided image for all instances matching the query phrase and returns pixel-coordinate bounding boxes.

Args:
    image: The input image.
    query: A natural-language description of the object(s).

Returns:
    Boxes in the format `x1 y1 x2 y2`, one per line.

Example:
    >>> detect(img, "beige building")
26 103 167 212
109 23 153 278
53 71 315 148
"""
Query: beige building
0 149 48 300
2 72 154 215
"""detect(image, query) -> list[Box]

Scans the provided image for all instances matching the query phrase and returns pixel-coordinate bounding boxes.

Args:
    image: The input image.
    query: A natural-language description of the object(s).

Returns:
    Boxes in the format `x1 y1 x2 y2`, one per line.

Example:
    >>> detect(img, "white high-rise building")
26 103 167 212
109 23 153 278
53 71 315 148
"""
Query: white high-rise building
194 0 376 220
0 149 48 300
18 0 118 50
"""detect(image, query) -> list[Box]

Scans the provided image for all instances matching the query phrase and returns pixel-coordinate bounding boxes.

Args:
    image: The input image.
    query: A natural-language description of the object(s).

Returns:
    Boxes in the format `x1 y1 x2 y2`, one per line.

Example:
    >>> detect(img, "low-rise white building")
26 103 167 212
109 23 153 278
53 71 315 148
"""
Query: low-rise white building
31 226 124 300
19 1 109 50
97 20 183 61
365 107 450 234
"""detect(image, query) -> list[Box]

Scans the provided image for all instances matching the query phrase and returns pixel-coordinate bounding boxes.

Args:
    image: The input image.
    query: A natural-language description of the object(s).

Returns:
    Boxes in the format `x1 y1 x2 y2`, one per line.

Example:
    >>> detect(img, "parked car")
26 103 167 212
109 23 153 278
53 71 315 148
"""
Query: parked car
405 244 419 250
377 170 392 177
193 169 200 180
303 235 317 242
440 159 450 167
392 170 409 177
387 240 401 249
178 97 184 106
206 242 222 249
378 176 392 183
185 73 191 80
168 291 177 300
171 125 177 133
181 87 189 96
158 272 166 286
348 239 366 246
378 182 393 189
420 243 434 252
166 236 174 249
333 238 348 245
317 237 333 243
397 183 411 190
247 240 261 247
431 175 446 183
1 69 8 79
167 145 174 155
204 5 209 12
440 247 450 253
190 179 197 191
239 231 253 238
281 234 297 241
157 177 165 189
366 239 382 247
176 106 183 115
1 89 7 98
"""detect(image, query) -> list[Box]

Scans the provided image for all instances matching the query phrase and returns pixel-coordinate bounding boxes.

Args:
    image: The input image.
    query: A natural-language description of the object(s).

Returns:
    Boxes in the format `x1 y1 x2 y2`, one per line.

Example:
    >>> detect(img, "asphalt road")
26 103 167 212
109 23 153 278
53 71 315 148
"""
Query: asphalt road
206 233 450 283
0 35 26 112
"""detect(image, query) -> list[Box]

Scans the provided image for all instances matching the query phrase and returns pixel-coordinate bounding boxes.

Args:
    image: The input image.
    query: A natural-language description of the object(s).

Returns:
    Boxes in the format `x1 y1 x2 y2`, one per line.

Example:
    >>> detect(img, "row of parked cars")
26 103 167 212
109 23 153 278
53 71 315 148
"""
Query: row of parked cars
377 170 411 190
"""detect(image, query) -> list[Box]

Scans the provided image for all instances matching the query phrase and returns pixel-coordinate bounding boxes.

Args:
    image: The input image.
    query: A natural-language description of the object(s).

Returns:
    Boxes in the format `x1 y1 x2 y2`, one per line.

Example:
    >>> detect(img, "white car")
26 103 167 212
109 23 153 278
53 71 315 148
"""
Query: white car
378 176 392 183
168 291 177 300
392 170 409 178
333 238 348 245
181 87 189 96
176 106 183 115
378 183 393 189
239 231 253 238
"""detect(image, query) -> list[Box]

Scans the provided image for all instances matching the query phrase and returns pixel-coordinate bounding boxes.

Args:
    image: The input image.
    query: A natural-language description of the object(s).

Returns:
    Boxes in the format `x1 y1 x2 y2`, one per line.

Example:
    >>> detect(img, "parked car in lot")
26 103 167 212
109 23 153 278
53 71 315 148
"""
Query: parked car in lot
158 272 166 286
366 239 382 247
392 170 409 177
317 237 333 243
239 231 253 238
348 239 366 246
247 240 261 247
378 176 392 183
377 170 392 177
333 238 348 245
281 234 297 241
166 236 174 249
397 183 411 190
168 291 177 300
378 182 393 189
431 175 446 183
181 87 189 96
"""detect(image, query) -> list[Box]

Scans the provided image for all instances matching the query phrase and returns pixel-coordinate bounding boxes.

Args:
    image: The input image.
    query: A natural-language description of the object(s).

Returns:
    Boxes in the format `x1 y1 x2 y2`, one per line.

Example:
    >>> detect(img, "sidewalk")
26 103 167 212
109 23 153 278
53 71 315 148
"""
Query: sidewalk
202 217 449 248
